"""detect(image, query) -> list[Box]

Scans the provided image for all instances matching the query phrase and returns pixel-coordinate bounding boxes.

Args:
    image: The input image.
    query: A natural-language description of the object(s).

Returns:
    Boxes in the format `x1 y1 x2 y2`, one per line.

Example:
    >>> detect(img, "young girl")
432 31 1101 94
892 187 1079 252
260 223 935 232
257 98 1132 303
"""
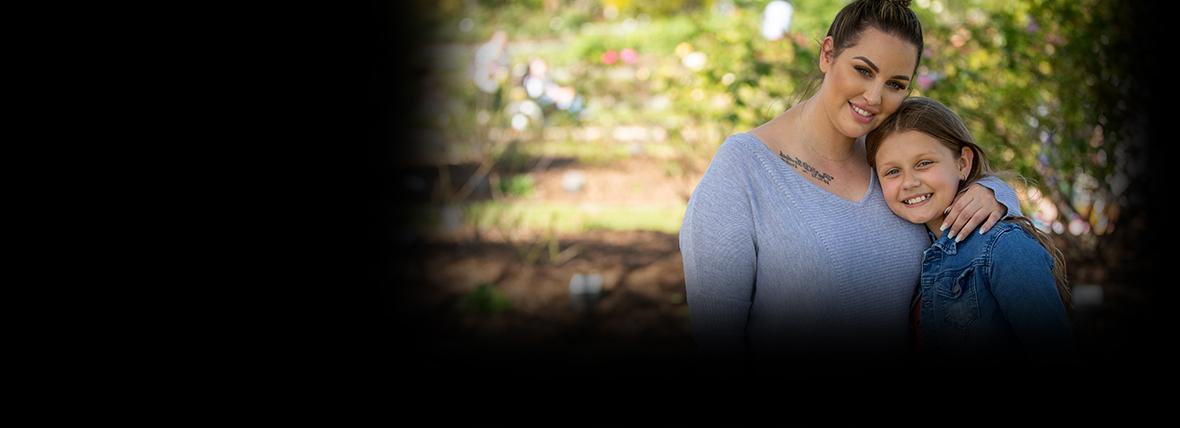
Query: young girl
865 97 1073 363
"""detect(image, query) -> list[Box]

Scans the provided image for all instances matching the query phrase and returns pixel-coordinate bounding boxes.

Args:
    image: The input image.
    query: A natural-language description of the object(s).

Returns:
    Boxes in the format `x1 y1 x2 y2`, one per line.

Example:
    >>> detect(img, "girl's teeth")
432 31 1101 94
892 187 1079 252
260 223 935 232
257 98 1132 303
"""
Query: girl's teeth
905 194 930 204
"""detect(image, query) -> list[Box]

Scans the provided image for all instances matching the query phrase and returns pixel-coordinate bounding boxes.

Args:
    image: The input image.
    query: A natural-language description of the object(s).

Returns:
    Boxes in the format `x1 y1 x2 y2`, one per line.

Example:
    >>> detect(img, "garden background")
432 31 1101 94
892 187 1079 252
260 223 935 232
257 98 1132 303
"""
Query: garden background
375 0 1169 381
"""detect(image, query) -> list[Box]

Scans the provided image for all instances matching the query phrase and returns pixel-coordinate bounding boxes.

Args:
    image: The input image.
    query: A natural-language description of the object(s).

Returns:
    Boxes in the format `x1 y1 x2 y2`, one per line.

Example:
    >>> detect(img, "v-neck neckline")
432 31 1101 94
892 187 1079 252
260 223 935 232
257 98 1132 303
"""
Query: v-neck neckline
741 132 877 206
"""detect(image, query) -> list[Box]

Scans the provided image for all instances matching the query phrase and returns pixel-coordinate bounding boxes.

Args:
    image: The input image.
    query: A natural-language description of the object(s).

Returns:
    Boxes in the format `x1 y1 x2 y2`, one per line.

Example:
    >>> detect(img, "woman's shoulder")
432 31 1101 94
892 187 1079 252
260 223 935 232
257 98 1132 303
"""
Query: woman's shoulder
716 132 764 157
704 133 768 170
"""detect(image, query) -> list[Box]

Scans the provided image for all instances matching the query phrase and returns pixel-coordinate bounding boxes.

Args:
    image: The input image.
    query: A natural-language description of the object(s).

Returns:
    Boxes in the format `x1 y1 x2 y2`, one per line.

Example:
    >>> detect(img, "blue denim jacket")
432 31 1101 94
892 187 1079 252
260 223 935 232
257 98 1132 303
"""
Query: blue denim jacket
917 221 1073 362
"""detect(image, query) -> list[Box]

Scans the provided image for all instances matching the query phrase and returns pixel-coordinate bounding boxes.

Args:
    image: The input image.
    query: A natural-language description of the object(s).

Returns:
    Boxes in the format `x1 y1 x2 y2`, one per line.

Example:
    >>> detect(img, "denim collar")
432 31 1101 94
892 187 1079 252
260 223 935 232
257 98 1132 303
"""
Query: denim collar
928 229 960 255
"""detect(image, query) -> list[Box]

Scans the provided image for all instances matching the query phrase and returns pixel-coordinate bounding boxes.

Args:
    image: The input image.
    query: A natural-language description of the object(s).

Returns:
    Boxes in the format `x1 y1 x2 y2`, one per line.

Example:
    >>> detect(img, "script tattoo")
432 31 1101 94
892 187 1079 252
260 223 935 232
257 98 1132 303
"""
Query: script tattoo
779 151 834 185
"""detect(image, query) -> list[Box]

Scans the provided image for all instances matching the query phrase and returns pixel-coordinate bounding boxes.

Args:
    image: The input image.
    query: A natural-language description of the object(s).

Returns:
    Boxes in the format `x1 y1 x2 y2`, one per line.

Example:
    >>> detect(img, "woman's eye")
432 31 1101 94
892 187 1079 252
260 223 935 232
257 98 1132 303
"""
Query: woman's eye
855 66 872 77
888 81 908 91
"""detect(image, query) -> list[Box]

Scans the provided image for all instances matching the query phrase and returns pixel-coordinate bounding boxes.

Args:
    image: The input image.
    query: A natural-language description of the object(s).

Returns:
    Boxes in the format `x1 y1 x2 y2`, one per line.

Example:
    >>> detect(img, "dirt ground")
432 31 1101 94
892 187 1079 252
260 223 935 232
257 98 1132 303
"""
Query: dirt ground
388 150 1166 380
407 229 693 357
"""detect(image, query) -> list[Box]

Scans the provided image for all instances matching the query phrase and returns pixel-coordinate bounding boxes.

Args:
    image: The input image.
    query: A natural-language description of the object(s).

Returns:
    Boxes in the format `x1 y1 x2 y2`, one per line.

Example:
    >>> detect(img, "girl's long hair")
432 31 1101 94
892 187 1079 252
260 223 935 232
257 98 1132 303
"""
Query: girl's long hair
865 97 1071 309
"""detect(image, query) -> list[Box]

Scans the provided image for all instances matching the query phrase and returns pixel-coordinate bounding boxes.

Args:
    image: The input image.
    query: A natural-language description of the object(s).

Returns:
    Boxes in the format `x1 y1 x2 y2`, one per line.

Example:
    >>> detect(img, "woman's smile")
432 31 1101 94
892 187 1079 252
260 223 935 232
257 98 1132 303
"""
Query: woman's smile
849 101 875 124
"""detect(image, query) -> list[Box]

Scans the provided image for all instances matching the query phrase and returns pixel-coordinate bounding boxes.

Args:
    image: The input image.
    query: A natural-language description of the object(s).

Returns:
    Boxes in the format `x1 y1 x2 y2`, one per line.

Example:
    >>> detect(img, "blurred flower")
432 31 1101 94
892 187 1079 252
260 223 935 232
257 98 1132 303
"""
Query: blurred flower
683 51 707 71
1034 197 1058 226
1026 17 1039 33
761 0 794 41
604 4 618 20
548 86 578 111
518 99 541 117
1068 216 1088 235
620 48 638 64
916 72 942 91
602 50 618 65
512 114 529 131
951 27 970 48
792 33 810 47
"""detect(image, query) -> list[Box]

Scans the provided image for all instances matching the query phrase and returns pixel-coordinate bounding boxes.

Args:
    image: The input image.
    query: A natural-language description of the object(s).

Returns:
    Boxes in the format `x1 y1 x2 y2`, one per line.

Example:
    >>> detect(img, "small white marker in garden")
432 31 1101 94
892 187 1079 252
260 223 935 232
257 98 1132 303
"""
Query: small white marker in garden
562 170 585 193
1072 284 1103 309
440 204 463 234
585 273 603 295
569 272 603 312
629 142 644 156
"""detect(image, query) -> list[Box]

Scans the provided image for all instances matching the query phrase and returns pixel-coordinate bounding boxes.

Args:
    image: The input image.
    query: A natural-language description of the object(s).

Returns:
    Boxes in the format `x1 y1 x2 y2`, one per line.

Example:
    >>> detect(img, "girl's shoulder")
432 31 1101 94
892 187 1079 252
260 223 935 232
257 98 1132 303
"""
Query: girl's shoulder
984 221 1051 264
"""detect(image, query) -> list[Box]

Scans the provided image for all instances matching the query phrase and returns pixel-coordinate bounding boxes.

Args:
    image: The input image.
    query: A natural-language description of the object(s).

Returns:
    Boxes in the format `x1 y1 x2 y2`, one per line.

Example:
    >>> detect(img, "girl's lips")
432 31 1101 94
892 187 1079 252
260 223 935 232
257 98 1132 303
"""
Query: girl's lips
905 198 930 208
903 193 933 208
849 102 874 124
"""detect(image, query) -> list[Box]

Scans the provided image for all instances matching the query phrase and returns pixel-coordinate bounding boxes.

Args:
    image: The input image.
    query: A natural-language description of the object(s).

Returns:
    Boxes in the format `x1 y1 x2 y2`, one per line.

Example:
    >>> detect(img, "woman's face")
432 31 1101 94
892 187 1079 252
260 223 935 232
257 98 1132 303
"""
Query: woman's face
874 130 972 234
818 27 918 139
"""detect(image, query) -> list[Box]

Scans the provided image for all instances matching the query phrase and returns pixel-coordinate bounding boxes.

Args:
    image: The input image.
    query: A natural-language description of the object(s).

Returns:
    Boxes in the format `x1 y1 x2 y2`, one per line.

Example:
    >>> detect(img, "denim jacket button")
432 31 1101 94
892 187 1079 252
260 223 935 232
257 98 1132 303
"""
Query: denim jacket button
951 284 961 295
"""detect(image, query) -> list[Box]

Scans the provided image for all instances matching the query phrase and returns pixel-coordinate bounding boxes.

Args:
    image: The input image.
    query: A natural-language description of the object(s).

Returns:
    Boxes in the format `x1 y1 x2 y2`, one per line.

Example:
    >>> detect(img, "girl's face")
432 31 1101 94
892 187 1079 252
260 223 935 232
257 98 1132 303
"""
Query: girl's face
874 130 973 234
818 27 918 139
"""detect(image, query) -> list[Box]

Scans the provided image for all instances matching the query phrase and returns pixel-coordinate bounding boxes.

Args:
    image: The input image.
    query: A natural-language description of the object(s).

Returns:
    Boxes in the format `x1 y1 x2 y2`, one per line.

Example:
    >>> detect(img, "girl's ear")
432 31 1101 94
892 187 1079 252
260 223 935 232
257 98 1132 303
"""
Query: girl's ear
820 36 835 74
958 146 975 180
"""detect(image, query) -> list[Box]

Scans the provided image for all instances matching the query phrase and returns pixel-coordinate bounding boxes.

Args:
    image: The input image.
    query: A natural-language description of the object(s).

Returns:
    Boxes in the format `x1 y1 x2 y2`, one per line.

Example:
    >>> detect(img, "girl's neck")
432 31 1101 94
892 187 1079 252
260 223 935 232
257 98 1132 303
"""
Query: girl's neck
926 214 948 239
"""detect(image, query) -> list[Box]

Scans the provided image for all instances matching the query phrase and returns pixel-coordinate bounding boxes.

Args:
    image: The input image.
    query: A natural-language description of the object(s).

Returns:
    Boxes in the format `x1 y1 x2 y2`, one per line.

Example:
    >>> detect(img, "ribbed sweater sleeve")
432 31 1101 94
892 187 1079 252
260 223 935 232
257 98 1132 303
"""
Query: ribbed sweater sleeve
680 142 756 358
976 175 1024 218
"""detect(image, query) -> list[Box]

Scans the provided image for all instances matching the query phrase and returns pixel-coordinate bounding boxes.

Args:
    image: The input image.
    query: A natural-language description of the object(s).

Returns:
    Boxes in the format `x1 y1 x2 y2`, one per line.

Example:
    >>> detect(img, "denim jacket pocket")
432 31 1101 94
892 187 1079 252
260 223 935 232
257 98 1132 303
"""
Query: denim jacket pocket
937 266 981 330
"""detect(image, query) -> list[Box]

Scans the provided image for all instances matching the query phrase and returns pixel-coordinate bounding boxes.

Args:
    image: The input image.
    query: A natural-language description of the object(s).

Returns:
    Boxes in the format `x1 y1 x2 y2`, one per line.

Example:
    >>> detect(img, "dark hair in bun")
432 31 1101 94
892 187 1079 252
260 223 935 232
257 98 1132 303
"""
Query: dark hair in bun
825 0 924 74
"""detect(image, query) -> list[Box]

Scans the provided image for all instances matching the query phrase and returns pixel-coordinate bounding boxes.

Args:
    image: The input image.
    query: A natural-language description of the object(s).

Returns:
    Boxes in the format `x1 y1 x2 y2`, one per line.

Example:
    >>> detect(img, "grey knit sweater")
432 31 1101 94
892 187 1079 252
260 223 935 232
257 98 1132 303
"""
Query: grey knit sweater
680 133 1021 361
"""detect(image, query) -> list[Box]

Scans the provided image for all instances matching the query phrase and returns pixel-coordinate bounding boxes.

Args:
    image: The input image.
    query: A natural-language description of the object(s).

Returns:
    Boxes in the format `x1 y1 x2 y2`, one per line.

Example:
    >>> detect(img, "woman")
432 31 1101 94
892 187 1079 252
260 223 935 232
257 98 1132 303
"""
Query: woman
680 0 1023 371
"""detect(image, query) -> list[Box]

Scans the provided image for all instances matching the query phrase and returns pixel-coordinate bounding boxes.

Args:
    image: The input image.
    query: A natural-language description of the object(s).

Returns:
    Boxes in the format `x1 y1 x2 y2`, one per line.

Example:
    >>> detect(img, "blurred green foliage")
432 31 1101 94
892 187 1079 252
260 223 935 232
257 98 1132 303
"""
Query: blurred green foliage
498 174 536 197
416 0 1140 250
460 282 513 315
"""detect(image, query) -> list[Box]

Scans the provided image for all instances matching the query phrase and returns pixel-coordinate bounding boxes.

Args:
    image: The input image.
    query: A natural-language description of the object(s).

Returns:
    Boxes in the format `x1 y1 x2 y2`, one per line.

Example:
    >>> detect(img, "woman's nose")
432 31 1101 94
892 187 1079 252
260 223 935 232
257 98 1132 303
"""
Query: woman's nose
863 85 882 106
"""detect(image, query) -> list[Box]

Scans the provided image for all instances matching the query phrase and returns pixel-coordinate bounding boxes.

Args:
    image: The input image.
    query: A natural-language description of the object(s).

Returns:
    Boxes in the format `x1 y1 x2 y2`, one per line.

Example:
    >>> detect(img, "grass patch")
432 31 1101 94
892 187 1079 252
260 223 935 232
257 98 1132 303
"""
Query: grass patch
466 201 685 234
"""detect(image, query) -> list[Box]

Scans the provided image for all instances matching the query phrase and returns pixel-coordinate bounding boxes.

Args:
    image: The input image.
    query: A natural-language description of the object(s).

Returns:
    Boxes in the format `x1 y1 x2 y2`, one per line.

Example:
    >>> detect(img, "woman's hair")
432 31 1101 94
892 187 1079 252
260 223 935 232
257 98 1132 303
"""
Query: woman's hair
781 0 925 114
826 0 924 74
865 97 1072 309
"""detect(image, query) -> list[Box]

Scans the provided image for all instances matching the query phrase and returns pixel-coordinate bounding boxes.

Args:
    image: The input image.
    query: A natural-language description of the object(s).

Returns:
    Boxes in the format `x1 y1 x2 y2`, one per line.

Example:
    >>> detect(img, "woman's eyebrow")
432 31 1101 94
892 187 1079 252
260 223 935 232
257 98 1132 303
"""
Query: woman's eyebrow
853 56 912 81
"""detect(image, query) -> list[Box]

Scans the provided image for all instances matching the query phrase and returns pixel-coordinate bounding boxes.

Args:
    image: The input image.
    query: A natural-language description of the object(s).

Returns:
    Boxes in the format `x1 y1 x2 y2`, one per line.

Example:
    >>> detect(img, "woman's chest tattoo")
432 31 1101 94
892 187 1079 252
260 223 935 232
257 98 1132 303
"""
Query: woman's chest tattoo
779 151 834 184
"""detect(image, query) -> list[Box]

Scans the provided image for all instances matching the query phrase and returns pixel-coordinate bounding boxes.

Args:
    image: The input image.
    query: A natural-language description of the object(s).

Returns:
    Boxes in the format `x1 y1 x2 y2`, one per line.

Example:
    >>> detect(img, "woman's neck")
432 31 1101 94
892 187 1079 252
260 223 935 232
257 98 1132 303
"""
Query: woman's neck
788 98 858 162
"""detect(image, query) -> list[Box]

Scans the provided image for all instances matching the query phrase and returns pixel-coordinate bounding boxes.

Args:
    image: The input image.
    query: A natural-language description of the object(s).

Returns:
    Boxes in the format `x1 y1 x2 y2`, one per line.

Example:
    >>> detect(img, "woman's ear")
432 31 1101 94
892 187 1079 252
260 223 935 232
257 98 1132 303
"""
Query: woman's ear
820 36 835 73
958 146 975 180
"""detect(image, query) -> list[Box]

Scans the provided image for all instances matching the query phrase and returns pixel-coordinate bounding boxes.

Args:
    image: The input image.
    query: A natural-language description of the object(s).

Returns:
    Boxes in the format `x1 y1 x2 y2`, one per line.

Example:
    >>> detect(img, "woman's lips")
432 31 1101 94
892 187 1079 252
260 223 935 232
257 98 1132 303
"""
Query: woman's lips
849 102 874 124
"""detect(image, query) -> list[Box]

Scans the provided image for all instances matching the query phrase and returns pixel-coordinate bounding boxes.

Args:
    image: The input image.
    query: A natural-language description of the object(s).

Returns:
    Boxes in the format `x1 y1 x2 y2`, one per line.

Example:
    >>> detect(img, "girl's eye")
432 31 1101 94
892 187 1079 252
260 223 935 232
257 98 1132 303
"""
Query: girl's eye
916 160 932 168
883 168 899 176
